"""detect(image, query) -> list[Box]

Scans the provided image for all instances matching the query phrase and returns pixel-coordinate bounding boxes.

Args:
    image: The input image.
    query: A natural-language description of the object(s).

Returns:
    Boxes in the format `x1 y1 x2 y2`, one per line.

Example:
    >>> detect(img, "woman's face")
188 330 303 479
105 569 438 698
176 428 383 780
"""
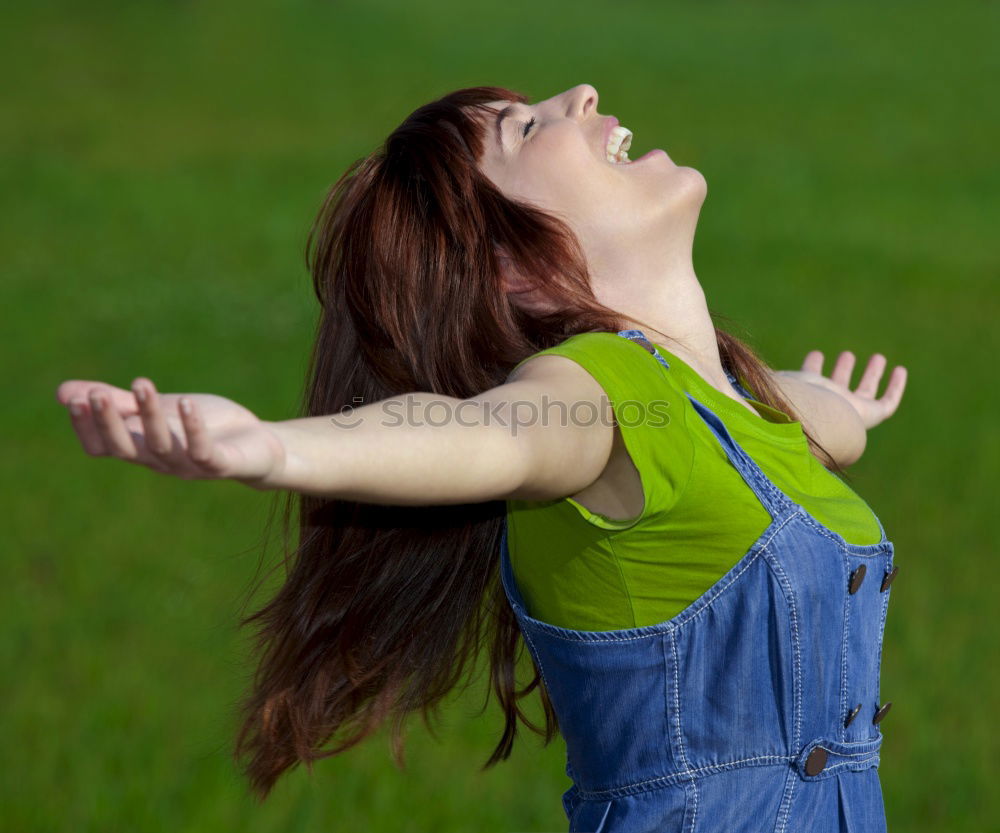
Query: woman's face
476 84 706 247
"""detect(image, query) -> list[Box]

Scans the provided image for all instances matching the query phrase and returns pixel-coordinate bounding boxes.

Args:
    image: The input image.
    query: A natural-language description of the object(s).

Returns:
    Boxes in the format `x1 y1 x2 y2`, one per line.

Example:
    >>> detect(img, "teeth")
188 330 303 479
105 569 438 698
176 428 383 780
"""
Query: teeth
605 125 633 164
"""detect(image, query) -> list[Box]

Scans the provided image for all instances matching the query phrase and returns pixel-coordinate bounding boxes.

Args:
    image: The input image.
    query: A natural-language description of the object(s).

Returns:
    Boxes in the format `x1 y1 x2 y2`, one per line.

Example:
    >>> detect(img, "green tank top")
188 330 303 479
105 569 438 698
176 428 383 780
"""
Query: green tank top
504 332 883 631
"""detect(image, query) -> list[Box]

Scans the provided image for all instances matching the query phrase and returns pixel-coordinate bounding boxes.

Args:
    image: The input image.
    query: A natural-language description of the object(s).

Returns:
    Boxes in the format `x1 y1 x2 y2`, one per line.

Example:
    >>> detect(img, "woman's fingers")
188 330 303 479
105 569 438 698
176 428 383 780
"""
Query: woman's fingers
801 350 824 375
60 380 247 480
132 378 175 456
874 365 908 420
57 380 141 416
65 381 170 464
67 397 108 456
855 354 887 399
830 351 856 388
795 350 908 429
178 397 228 475
87 388 140 458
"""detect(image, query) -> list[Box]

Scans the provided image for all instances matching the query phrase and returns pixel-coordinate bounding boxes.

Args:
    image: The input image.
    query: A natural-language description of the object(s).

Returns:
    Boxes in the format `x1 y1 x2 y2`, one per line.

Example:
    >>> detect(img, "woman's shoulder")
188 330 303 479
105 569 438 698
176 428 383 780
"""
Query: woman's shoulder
509 330 682 390
508 329 691 446
508 330 696 529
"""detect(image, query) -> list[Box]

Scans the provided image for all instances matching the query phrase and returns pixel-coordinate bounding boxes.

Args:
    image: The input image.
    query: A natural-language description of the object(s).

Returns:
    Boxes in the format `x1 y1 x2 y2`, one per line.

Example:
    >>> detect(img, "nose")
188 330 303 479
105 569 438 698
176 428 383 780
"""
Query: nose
564 83 598 119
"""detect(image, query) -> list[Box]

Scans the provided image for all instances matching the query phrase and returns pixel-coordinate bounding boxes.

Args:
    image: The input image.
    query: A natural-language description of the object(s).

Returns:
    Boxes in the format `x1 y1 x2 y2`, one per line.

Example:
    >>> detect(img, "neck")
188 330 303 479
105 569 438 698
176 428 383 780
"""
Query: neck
586 234 734 393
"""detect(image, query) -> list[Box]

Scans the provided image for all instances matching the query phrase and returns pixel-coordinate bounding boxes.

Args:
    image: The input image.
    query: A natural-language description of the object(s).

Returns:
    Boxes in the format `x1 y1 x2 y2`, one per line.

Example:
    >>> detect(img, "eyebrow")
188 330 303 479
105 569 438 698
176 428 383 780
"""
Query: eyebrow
494 105 515 149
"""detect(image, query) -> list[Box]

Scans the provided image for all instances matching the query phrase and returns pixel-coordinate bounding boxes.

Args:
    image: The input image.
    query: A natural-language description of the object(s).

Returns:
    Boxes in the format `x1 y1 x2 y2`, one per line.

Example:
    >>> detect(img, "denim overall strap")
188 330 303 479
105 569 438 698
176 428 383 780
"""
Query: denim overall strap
616 329 793 523
617 328 754 398
617 329 672 369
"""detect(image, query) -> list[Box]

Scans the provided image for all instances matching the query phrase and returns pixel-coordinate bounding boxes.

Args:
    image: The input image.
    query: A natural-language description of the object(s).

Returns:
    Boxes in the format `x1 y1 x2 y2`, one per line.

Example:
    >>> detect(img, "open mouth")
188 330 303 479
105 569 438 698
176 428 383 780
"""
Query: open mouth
606 124 633 164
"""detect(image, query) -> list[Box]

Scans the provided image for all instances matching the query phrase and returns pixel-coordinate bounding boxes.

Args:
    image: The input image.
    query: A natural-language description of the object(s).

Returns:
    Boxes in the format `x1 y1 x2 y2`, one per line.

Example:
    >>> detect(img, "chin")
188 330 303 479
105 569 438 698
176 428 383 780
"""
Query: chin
655 164 706 206
676 165 708 204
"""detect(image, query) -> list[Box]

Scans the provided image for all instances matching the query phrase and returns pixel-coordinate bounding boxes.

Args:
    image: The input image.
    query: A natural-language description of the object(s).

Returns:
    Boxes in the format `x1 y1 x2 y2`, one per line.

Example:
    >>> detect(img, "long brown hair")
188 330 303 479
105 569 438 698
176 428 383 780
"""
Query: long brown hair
231 85 843 801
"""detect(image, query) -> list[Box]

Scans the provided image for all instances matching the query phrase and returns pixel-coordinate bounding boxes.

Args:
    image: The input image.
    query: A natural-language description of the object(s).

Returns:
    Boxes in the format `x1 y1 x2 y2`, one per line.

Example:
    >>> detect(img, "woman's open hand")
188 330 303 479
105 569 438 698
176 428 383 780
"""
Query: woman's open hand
55 377 286 487
779 350 908 431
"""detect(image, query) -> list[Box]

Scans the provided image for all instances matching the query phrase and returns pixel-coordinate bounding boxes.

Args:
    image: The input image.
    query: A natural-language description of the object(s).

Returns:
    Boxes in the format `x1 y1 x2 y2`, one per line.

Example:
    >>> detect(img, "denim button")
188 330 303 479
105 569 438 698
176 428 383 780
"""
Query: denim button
848 564 867 594
805 746 828 776
880 565 899 592
844 703 863 727
873 702 893 724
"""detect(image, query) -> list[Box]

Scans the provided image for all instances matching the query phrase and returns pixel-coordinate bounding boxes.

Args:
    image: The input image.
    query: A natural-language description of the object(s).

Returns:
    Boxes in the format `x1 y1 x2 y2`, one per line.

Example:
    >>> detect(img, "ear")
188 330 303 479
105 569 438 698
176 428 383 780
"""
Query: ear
495 244 534 295
495 244 559 315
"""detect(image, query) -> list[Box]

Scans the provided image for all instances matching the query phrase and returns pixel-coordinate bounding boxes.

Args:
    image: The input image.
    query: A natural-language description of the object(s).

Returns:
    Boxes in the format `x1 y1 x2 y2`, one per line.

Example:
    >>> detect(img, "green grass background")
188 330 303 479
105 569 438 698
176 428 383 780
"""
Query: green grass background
3 0 997 830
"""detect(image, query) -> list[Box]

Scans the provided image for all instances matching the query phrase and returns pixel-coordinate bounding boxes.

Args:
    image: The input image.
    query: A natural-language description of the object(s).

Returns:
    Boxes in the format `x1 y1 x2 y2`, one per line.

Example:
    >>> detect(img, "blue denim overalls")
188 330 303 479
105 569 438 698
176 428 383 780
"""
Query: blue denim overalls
499 330 898 832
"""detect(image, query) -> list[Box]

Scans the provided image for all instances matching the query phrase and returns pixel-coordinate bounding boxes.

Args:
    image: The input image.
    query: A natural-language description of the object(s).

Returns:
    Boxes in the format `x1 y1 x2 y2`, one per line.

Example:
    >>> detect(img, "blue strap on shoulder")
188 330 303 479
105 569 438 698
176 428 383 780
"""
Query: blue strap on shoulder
725 372 755 401
616 329 671 370
617 328 755 401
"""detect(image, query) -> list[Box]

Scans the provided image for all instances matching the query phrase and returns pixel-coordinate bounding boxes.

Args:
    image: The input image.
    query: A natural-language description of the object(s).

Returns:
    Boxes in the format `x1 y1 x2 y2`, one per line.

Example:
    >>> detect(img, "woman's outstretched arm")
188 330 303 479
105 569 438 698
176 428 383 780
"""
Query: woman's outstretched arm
257 356 615 502
55 354 616 505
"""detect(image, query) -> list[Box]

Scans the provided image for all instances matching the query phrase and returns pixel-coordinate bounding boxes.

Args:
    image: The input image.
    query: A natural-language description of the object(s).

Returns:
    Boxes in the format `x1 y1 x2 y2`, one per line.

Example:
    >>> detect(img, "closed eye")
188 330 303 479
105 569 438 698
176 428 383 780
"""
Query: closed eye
522 117 536 137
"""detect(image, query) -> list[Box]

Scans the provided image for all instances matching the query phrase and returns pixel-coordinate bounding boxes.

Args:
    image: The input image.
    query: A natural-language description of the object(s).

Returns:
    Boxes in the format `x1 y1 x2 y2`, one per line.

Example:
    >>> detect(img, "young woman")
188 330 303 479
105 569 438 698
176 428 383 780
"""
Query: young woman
56 84 908 831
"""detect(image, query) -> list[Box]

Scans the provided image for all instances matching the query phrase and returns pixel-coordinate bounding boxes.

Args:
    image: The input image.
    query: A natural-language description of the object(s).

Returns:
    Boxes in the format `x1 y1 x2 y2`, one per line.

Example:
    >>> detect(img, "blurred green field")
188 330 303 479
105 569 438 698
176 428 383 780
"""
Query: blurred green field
2 0 997 830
